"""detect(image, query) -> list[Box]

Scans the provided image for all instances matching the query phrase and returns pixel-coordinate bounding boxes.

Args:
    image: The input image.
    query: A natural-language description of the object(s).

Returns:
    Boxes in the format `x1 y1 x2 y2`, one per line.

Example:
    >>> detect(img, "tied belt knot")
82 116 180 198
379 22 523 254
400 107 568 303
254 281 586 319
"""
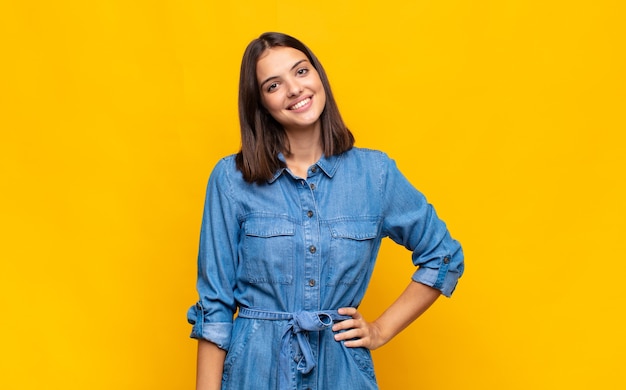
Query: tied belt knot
238 307 351 390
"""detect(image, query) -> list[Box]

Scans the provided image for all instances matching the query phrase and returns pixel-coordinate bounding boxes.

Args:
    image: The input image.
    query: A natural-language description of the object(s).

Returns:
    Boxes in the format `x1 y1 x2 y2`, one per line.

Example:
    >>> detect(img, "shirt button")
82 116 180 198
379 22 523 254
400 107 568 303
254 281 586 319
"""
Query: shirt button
311 167 317 173
309 183 316 190
307 210 314 218
443 256 450 264
308 279 316 287
309 245 317 254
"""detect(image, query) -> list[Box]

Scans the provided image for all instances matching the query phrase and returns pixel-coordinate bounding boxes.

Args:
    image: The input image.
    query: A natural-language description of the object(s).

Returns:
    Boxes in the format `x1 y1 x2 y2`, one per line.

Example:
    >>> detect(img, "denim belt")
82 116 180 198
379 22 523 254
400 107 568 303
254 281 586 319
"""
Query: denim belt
238 307 351 390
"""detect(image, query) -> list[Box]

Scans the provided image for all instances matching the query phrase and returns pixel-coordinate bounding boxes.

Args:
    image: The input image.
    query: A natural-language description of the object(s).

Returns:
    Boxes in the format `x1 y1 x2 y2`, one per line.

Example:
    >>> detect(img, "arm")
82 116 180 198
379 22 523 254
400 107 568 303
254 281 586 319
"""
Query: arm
333 280 440 349
188 159 239 388
332 154 463 348
196 339 226 390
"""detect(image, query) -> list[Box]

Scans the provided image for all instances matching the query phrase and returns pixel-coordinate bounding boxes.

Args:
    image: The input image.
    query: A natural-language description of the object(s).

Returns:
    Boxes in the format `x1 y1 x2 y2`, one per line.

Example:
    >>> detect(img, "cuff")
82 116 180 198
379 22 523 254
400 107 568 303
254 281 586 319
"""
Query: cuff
412 265 461 298
187 303 232 350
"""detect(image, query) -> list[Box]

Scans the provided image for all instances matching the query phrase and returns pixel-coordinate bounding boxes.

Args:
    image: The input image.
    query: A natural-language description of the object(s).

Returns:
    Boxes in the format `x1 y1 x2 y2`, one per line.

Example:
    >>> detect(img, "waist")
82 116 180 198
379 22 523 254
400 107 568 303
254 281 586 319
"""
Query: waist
238 307 351 323
237 306 352 387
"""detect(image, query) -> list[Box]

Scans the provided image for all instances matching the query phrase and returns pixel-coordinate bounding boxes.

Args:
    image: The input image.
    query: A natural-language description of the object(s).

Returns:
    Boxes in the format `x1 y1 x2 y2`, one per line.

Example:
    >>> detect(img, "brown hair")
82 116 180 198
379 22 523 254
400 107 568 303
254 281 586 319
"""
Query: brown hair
235 32 354 184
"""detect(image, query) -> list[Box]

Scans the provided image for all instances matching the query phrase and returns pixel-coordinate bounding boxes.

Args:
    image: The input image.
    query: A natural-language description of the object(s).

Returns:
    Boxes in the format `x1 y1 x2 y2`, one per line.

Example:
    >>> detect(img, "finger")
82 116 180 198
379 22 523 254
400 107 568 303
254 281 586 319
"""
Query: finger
343 338 366 348
336 329 371 348
337 307 358 316
332 318 356 332
335 322 370 339
333 327 363 342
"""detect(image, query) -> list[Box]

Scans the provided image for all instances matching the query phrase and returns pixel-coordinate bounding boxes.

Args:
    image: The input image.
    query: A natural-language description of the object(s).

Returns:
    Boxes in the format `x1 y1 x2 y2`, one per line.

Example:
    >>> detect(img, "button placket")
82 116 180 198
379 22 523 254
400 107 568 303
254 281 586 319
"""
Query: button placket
296 177 320 310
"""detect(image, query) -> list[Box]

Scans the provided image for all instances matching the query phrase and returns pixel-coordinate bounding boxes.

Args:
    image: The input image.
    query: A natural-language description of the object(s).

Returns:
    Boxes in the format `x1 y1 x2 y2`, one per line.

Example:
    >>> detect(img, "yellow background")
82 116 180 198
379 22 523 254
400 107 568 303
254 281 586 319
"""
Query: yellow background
1 0 625 389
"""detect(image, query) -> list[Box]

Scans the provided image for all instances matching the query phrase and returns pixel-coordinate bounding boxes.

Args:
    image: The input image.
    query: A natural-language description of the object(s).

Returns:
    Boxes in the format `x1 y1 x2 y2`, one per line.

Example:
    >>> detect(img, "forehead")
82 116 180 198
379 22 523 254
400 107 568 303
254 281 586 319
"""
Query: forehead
256 46 309 81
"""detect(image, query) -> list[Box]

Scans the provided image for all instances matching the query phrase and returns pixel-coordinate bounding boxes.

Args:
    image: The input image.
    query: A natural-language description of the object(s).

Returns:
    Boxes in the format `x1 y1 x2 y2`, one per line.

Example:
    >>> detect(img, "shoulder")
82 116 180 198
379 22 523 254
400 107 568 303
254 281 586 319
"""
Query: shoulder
214 154 237 168
210 154 239 177
341 147 393 168
343 148 407 188
345 147 391 160
207 154 245 188
329 148 398 189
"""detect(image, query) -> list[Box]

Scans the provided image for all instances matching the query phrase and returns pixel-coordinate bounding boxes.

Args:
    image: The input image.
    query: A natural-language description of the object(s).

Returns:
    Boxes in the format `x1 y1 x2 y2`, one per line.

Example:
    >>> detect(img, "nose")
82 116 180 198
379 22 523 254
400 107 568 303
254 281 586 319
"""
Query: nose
286 79 303 97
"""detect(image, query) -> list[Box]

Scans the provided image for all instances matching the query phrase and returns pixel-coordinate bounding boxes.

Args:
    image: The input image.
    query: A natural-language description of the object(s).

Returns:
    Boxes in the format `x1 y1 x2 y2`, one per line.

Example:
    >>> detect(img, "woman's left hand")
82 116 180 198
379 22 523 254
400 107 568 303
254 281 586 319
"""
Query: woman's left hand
332 282 441 351
332 307 387 350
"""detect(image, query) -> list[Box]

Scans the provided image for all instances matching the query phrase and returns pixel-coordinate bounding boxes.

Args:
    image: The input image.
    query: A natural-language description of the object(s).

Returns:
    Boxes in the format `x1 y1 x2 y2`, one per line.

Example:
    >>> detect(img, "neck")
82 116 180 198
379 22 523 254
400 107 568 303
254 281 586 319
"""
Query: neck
284 125 323 177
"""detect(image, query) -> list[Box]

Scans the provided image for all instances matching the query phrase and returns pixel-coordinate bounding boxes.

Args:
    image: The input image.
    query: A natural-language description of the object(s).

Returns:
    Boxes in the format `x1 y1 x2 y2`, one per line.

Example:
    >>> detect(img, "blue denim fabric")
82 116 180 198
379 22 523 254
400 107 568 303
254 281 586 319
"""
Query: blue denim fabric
187 148 464 389
238 308 352 390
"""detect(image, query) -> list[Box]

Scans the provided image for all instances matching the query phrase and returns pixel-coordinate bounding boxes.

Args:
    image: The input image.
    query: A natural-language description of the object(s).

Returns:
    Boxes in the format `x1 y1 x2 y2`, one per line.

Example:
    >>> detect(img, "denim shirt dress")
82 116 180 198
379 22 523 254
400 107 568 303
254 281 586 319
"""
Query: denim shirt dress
187 148 464 390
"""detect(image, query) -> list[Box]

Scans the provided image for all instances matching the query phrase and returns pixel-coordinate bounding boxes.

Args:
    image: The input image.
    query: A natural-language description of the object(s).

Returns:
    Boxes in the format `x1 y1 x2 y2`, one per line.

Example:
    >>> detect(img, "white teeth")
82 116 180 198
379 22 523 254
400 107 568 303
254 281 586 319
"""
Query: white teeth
290 98 310 110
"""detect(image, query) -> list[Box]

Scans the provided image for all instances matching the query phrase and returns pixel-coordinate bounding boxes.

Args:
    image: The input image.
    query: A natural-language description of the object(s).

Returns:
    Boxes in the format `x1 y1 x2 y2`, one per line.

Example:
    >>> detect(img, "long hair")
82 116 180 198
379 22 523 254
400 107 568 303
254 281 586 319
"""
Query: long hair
235 32 354 184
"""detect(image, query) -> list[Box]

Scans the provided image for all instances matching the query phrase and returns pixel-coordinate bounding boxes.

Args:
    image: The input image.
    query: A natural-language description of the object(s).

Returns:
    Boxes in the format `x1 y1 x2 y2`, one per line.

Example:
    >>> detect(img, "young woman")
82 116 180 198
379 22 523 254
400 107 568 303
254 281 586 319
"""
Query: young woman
187 32 464 390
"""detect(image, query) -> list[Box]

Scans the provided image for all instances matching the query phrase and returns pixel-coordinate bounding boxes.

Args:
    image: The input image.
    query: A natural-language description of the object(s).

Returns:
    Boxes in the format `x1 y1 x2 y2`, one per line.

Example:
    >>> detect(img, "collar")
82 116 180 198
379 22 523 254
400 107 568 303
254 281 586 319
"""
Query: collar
267 152 342 184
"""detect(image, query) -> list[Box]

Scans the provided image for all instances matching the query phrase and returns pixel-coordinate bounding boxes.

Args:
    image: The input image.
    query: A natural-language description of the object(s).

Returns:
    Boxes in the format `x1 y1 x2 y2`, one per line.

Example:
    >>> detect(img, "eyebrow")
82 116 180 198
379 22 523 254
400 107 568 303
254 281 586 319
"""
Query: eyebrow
259 59 309 89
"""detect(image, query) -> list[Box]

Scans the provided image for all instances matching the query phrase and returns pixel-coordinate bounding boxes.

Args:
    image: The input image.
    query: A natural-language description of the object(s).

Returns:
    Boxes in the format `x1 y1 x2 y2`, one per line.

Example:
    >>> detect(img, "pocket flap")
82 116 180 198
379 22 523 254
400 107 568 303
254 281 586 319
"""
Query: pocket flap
244 217 296 237
329 217 380 240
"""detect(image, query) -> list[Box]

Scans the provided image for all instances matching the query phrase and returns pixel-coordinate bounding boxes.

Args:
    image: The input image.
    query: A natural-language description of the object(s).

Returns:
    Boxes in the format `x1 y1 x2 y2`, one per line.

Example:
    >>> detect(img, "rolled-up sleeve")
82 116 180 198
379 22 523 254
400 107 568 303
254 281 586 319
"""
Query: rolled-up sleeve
380 155 464 297
187 158 240 350
187 303 233 349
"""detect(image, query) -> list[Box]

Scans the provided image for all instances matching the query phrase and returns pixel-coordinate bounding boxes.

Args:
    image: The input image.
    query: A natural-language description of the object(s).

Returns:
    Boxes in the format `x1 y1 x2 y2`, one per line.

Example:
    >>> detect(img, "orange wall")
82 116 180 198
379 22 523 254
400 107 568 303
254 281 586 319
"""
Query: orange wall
1 1 625 389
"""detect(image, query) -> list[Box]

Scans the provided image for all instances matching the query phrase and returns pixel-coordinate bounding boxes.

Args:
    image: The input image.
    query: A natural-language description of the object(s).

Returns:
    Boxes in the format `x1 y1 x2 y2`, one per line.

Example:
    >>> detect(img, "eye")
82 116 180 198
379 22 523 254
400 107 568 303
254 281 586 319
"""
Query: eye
296 67 309 76
267 82 278 92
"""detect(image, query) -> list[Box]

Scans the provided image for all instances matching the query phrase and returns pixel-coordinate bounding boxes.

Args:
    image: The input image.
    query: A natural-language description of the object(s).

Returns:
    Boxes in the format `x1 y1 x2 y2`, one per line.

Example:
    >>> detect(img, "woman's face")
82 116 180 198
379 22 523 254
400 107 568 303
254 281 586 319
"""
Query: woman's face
256 46 326 133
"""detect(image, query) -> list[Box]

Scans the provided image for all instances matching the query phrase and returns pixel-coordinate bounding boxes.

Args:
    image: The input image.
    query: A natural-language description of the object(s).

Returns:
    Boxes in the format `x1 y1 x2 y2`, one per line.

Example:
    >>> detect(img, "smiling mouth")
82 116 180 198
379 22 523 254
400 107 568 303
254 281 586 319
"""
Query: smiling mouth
289 98 311 110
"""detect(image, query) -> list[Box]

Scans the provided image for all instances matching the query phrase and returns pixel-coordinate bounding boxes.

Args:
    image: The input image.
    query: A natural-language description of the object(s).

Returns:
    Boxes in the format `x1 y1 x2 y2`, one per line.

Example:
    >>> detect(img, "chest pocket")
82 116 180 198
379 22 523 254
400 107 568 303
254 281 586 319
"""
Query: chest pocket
242 216 295 284
326 217 381 286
